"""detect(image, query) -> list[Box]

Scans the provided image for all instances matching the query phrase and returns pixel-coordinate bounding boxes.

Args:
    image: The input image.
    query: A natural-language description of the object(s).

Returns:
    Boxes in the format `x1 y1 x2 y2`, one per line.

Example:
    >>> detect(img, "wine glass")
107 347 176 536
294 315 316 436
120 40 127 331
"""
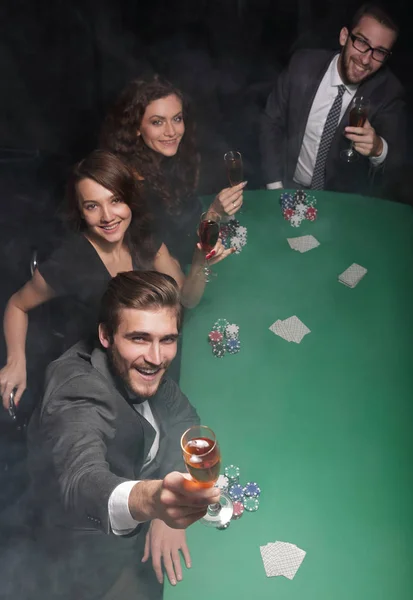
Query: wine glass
224 151 244 186
181 425 233 528
198 211 221 282
224 150 244 214
341 96 370 162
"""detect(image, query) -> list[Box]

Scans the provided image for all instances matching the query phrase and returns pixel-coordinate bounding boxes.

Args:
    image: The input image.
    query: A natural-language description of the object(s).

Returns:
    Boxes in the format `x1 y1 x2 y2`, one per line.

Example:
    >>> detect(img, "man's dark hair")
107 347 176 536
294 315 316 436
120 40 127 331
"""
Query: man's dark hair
99 271 182 339
350 3 399 36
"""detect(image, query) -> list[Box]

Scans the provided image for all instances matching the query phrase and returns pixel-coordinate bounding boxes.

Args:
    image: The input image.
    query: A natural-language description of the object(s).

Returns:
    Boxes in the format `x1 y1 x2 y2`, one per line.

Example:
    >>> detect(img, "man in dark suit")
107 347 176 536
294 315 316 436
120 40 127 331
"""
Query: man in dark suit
27 271 219 599
260 3 406 195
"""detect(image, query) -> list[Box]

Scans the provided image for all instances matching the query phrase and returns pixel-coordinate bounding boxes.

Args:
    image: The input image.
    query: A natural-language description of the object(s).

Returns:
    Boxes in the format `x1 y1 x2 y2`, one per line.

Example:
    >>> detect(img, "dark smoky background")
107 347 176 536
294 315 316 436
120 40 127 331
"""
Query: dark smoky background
0 0 411 594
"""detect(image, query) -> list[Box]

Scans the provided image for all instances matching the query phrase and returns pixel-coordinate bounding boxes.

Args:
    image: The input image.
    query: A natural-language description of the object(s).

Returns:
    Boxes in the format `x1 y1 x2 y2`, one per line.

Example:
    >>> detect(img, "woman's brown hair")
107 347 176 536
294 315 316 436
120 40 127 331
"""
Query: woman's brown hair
99 76 198 215
66 149 158 268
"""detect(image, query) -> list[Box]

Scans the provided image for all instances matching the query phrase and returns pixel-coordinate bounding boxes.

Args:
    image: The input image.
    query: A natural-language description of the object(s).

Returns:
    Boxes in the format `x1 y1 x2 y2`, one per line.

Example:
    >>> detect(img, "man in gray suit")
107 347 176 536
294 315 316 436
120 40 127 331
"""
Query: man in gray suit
27 271 219 599
260 3 406 195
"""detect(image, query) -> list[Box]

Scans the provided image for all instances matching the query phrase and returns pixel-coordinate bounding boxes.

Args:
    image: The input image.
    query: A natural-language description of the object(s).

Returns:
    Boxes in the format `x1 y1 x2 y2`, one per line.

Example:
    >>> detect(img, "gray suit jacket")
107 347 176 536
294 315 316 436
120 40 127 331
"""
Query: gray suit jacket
260 49 406 195
27 341 199 598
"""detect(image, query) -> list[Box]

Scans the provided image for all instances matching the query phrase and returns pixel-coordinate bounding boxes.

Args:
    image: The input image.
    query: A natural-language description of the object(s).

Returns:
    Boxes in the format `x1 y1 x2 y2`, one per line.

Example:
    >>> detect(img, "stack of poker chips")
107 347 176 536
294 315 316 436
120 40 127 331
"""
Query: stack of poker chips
220 218 247 254
208 319 241 359
280 190 318 227
214 466 261 527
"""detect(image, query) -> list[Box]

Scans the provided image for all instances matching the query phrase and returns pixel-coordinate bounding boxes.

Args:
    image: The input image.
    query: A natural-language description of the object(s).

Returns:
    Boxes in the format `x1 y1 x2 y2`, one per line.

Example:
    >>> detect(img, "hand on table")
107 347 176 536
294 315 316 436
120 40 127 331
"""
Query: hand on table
211 181 246 217
142 519 191 586
0 360 26 410
196 239 235 264
344 119 383 158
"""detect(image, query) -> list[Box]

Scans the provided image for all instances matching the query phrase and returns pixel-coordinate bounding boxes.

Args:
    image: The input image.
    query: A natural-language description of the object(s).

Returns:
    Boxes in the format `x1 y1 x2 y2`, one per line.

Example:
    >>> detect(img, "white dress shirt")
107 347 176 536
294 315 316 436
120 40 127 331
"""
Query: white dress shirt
267 54 387 189
108 400 160 535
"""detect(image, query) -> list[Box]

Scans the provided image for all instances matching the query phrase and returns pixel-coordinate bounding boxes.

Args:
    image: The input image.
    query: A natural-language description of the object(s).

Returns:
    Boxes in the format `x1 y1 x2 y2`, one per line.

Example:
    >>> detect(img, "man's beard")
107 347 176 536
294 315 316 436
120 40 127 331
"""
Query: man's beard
107 345 170 399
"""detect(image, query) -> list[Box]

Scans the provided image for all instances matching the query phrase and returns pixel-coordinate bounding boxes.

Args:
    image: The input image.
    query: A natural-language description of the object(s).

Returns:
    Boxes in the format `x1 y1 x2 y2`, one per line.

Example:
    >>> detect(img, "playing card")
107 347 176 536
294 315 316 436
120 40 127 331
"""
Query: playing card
270 316 310 344
282 316 311 343
269 320 292 342
260 541 306 580
287 235 320 253
338 263 367 288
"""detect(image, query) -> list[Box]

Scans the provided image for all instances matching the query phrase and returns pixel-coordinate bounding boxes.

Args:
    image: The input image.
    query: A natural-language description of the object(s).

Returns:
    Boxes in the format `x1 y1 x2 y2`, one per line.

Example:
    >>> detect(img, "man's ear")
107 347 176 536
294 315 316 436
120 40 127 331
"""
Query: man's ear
98 323 111 348
339 27 349 48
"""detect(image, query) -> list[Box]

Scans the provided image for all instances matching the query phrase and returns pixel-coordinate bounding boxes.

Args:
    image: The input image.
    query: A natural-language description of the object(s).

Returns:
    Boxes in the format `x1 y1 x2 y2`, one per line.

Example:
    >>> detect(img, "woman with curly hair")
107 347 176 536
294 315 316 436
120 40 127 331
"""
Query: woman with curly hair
0 150 231 410
100 76 245 265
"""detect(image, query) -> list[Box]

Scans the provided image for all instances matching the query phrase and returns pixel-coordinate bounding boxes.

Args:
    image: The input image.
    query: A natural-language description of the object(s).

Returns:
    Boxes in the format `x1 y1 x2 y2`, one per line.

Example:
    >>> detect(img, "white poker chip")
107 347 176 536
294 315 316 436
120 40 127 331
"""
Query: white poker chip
230 236 243 253
295 202 307 216
226 323 240 339
214 474 229 491
290 214 303 228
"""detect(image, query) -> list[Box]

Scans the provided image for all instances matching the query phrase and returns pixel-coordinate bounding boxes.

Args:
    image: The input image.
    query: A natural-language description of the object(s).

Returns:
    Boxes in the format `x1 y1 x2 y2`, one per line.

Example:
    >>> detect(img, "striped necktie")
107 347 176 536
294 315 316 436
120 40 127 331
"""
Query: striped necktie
311 84 346 190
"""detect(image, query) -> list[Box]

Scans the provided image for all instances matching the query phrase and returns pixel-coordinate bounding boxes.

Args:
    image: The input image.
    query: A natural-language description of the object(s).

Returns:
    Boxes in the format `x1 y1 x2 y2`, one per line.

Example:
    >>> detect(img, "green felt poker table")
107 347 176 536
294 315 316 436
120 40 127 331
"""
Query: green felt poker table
165 189 413 600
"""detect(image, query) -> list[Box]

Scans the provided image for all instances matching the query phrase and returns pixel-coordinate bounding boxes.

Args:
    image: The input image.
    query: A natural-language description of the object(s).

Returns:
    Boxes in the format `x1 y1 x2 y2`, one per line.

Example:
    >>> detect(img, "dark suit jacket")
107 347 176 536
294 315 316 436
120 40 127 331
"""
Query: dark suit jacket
27 341 200 599
260 49 406 195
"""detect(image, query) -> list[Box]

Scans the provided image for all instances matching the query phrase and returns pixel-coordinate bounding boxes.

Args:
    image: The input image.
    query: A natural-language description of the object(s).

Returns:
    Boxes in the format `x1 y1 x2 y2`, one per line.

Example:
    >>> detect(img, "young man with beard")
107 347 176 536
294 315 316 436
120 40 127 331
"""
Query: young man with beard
260 3 406 195
27 271 219 600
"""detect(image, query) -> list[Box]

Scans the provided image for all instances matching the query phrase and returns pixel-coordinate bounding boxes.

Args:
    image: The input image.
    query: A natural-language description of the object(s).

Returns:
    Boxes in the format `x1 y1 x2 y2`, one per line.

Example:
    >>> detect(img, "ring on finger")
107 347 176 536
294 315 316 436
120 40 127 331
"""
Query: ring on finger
232 201 236 208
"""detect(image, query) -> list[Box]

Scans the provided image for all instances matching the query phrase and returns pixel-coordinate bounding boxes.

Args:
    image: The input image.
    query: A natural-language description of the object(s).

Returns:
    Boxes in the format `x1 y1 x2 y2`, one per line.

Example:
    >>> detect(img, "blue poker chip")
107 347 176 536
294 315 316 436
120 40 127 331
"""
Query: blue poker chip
228 483 244 501
243 482 261 498
226 338 240 354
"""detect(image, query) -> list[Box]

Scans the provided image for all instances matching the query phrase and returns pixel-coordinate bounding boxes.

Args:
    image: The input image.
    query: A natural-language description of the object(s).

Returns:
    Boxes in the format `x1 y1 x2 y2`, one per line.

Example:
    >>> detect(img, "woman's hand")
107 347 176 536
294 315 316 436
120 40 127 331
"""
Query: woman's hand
0 360 27 410
211 182 246 217
196 239 235 265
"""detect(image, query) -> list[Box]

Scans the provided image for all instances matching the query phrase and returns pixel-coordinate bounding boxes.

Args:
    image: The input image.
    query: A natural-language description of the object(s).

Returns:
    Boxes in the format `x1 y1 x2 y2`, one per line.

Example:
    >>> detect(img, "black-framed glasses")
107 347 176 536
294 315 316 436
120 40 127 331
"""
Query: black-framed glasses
349 33 391 63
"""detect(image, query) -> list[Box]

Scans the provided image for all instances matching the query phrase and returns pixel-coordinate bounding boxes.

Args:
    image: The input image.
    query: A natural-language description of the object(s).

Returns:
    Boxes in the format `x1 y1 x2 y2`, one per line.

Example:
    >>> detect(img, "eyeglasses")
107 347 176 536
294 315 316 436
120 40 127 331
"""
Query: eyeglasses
349 33 391 63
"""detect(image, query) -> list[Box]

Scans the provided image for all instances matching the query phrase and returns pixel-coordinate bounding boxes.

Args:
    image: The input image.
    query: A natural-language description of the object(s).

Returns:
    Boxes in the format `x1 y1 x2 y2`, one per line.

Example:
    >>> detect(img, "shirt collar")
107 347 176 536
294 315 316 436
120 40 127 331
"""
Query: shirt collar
329 54 358 94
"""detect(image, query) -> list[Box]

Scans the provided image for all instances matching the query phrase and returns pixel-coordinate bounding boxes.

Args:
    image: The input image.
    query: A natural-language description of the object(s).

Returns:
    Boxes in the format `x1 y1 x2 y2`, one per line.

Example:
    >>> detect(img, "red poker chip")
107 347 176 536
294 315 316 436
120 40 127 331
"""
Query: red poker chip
232 500 244 520
208 330 223 343
306 207 317 221
283 208 295 220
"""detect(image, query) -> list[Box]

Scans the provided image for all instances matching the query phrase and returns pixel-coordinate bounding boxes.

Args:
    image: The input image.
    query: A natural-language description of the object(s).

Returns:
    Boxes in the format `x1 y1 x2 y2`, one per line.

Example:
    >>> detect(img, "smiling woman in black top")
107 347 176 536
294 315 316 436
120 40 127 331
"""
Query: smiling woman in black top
0 150 232 410
100 76 246 266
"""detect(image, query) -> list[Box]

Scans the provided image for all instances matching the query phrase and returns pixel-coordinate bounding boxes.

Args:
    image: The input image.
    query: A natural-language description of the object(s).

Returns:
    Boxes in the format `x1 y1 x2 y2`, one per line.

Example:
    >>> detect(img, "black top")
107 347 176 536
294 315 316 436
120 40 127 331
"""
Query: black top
38 232 160 347
141 182 202 266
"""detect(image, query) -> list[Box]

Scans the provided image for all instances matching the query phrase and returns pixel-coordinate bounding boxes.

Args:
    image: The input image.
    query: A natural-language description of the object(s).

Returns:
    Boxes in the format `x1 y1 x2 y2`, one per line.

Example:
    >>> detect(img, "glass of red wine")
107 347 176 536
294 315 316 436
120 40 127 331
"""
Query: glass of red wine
181 425 233 528
198 210 221 282
341 96 370 162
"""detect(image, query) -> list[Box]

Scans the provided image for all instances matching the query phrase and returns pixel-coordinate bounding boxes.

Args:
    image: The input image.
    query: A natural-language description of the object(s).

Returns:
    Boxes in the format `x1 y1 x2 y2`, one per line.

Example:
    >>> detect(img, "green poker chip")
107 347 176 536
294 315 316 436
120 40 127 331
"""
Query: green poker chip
224 465 240 482
243 497 260 512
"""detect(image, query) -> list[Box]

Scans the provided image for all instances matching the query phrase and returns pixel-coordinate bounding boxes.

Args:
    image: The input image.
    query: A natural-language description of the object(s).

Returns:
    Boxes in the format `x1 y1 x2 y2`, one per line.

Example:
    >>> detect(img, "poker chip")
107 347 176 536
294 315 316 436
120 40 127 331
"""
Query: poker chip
295 202 307 217
243 482 261 498
212 342 226 358
243 497 260 512
305 195 317 207
224 465 240 483
213 318 230 333
231 501 244 520
225 323 239 339
306 206 318 221
228 483 244 501
217 522 230 530
283 208 295 220
209 319 240 360
230 236 243 254
293 190 307 204
214 474 229 491
290 214 303 228
208 330 223 343
227 338 241 354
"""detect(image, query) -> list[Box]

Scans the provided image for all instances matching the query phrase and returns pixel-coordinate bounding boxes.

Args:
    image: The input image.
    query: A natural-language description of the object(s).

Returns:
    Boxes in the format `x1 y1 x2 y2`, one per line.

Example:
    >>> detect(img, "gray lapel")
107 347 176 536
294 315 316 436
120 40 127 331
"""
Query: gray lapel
90 347 156 463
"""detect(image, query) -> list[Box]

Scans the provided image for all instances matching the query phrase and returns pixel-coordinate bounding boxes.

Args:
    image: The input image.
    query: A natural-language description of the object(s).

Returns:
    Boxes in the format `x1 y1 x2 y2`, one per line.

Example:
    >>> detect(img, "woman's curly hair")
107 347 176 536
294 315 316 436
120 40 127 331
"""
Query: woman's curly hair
99 76 198 215
66 149 158 268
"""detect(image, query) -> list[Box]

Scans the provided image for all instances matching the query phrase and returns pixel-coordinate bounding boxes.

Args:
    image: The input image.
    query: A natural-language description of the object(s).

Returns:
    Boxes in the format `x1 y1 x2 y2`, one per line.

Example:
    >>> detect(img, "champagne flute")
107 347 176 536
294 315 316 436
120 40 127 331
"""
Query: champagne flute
198 211 221 282
181 425 233 528
224 151 244 186
341 96 370 162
